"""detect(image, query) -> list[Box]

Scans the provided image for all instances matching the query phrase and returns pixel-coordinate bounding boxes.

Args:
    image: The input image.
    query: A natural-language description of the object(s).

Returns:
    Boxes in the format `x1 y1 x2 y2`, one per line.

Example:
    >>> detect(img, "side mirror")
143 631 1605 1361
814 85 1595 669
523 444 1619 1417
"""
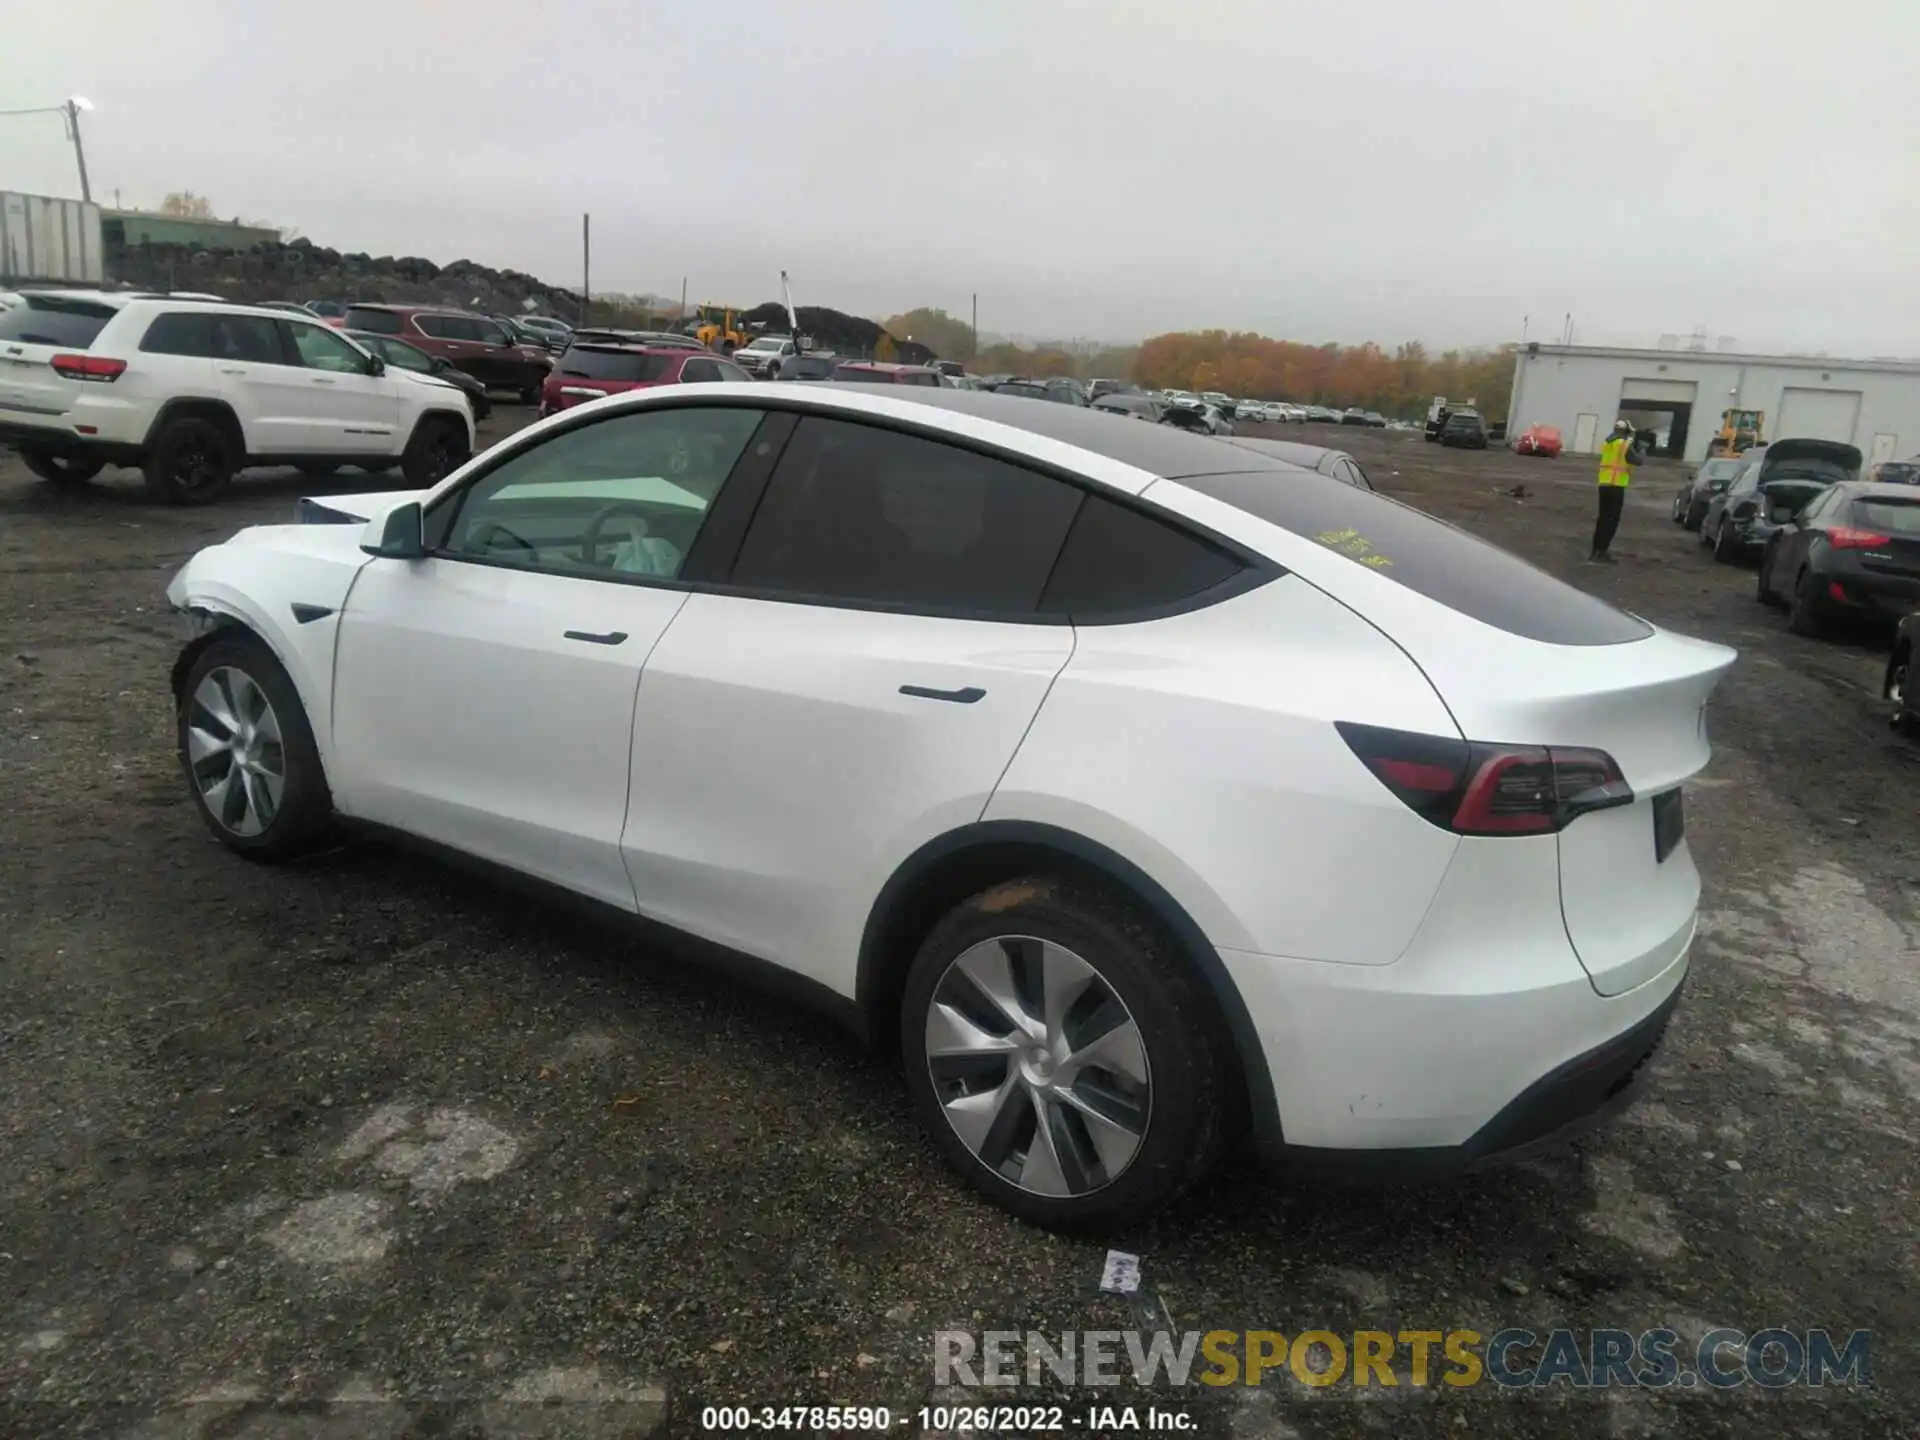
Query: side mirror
360 501 426 559
366 354 386 377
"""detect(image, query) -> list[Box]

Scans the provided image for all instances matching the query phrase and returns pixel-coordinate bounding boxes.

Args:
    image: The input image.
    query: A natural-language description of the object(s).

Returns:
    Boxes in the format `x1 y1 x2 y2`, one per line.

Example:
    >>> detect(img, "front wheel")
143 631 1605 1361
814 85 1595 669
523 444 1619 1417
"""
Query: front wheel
900 876 1237 1231
1756 546 1783 607
1887 647 1919 735
177 632 333 859
1712 520 1738 563
20 449 105 486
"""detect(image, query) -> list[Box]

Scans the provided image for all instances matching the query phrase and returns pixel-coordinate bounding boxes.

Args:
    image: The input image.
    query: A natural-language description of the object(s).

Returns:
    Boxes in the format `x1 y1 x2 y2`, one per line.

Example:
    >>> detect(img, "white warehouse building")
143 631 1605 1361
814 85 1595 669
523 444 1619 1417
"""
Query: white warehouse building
1505 343 1920 468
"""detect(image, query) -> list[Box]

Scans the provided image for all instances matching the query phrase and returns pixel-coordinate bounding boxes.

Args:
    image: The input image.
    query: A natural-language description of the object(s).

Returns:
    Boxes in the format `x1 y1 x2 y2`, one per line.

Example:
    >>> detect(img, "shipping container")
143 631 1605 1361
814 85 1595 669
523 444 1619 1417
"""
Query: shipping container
0 192 104 285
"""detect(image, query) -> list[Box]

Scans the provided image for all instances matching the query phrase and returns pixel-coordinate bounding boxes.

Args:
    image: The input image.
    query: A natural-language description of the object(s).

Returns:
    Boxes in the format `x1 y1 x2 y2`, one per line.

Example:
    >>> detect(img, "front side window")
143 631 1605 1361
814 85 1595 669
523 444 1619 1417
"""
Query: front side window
287 322 371 373
728 416 1083 615
435 406 765 580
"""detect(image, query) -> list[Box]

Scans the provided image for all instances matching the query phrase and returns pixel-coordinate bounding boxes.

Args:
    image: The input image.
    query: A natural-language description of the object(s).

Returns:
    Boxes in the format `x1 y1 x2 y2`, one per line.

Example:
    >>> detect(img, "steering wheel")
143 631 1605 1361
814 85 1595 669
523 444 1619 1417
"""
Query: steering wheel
580 501 658 568
474 522 537 558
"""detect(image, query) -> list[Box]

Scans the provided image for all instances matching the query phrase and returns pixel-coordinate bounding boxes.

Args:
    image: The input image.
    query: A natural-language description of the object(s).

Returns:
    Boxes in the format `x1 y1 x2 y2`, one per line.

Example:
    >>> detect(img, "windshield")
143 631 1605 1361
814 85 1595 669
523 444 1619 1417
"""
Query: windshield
371 338 432 372
743 337 786 351
558 347 678 382
0 295 116 348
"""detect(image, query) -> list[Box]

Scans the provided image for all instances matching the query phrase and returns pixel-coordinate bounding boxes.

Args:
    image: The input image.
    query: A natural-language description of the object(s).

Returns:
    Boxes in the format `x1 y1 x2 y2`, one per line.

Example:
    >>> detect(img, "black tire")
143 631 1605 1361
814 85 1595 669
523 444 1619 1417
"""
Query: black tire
1887 647 1919 735
1756 545 1783 607
176 631 333 860
1698 515 1716 550
20 449 105 486
1671 493 1686 523
142 416 238 505
1683 500 1705 532
1712 520 1739 564
899 875 1237 1231
518 382 541 406
401 416 469 488
1787 570 1826 637
296 462 339 479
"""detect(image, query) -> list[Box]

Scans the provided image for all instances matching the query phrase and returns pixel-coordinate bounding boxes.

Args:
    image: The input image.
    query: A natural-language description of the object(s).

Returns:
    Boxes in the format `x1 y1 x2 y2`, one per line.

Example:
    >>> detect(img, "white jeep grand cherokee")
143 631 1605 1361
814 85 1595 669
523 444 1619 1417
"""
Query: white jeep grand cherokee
0 291 474 504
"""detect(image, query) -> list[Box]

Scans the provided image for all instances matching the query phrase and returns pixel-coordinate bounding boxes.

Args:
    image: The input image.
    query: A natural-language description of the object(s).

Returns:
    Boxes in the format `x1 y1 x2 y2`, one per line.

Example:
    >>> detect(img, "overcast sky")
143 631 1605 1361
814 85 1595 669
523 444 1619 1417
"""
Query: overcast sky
8 0 1914 355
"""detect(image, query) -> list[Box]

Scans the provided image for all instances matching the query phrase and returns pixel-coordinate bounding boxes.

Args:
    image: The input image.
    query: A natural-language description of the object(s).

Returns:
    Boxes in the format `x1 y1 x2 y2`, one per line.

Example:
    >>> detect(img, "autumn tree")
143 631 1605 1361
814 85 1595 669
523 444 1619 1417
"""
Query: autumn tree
159 191 215 219
881 307 976 361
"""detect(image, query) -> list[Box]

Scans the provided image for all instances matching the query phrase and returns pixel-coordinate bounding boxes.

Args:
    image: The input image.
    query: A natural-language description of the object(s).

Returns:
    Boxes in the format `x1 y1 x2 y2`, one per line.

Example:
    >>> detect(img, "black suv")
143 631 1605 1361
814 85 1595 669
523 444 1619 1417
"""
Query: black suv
1438 411 1490 449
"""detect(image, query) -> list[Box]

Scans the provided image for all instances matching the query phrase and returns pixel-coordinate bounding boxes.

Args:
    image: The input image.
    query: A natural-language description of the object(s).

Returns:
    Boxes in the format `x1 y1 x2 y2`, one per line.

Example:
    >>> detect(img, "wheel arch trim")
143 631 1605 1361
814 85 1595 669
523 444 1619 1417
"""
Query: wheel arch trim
854 818 1285 1157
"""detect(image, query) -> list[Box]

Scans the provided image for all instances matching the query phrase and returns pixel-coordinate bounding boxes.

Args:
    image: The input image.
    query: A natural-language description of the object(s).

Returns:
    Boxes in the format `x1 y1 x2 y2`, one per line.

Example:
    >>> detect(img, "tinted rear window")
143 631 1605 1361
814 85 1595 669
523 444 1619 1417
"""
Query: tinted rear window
139 312 217 357
994 383 1049 399
1853 499 1920 537
785 356 837 379
0 296 116 348
558 347 677 382
1178 470 1654 645
1039 494 1244 617
343 307 404 335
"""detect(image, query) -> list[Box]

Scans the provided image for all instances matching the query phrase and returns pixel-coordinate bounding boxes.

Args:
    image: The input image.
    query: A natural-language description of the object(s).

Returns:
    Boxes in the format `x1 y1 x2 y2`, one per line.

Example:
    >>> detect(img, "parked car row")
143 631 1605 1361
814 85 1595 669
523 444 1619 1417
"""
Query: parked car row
1672 437 1920 729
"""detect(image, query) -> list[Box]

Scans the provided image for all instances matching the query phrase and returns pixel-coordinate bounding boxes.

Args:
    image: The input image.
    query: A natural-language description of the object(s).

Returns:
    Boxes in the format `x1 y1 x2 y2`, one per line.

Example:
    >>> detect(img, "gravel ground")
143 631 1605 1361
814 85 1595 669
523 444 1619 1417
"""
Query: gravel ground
2 410 1916 1439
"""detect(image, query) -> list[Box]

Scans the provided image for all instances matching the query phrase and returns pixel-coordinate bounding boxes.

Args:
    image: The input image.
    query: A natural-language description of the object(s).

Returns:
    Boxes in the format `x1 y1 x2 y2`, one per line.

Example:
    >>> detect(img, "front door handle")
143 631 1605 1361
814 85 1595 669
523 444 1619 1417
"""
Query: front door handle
311 376 337 385
900 684 985 704
563 629 629 646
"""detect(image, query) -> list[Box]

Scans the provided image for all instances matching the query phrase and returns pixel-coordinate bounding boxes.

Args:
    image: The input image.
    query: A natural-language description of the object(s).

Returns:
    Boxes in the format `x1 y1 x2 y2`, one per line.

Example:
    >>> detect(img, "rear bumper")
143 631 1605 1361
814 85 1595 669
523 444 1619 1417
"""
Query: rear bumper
1817 567 1920 620
1276 978 1683 1180
0 419 145 465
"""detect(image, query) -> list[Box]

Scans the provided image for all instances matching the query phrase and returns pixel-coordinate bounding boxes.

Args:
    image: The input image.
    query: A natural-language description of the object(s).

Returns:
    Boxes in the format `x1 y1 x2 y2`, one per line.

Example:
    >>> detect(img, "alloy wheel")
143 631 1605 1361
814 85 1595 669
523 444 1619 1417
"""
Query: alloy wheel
186 666 285 837
924 935 1150 1198
170 440 223 494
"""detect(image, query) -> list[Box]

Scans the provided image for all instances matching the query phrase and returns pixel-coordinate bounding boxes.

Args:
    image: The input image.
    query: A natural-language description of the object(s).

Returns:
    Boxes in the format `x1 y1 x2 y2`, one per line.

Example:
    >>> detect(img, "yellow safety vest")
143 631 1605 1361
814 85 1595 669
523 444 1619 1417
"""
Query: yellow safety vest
1597 436 1633 487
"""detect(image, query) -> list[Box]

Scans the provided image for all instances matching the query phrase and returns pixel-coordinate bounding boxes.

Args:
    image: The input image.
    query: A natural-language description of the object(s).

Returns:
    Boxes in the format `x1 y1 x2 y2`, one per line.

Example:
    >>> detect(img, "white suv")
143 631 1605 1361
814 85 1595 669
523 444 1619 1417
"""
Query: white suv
0 291 475 504
165 385 1732 1228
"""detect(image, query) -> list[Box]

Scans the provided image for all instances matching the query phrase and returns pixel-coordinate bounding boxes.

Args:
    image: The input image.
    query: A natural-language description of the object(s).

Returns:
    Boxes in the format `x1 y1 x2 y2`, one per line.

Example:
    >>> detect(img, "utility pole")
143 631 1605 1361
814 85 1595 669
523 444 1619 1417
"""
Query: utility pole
65 99 92 203
0 97 95 202
581 213 591 327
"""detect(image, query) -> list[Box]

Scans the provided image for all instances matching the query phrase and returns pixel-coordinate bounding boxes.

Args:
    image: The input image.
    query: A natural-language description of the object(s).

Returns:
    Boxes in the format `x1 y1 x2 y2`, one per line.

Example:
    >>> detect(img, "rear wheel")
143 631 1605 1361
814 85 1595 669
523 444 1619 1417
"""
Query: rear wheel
20 449 105 486
1787 570 1827 637
899 876 1236 1231
177 632 332 859
142 416 238 505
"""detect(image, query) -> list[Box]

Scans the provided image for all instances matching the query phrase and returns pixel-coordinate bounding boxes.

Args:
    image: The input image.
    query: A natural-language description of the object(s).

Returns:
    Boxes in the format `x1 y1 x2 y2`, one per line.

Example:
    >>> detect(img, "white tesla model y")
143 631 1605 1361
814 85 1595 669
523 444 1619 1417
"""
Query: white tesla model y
167 385 1734 1228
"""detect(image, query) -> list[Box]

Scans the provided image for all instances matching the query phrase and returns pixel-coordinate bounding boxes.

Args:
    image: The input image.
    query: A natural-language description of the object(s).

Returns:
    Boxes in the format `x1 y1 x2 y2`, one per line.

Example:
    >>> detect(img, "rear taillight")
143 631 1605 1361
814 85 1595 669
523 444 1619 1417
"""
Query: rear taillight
50 353 126 383
1336 722 1633 836
1827 526 1890 550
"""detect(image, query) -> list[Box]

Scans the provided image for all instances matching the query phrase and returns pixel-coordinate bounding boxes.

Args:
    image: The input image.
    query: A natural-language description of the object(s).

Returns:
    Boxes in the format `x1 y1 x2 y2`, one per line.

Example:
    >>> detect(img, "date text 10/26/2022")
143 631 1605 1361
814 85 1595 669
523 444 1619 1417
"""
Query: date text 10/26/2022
698 1405 1196 1432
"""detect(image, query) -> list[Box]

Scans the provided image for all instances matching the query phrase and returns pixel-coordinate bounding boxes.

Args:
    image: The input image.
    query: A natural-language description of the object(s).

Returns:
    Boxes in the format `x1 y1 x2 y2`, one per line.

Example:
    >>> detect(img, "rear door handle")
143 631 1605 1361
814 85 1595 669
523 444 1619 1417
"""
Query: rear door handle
563 629 629 646
311 376 337 385
900 684 985 704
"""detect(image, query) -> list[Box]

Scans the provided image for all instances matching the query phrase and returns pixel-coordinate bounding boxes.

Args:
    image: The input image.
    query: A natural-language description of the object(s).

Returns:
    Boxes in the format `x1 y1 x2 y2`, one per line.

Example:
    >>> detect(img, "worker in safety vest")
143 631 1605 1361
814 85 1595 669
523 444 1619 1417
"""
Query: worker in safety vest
1589 419 1646 563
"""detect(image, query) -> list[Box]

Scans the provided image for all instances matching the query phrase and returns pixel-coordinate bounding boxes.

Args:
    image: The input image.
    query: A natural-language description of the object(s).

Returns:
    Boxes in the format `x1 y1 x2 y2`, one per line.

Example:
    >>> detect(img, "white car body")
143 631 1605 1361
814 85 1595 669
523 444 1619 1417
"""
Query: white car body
736 335 797 377
0 291 474 478
166 383 1733 1209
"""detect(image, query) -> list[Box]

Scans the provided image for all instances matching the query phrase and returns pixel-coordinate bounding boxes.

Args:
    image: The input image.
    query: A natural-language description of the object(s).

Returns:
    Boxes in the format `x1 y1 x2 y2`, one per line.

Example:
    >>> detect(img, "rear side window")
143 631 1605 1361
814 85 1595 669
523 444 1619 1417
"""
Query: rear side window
681 359 724 383
343 307 404 335
1039 494 1244 617
1178 470 1654 646
729 416 1082 615
212 315 288 364
1853 499 1920 537
0 296 116 348
139 312 217 357
414 314 472 340
559 347 678 382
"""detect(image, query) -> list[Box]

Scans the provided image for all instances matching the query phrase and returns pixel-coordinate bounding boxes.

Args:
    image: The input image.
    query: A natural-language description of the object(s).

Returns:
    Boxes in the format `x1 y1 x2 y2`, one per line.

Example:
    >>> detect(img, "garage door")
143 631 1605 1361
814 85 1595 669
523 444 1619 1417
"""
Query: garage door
1621 378 1699 405
1776 387 1862 444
